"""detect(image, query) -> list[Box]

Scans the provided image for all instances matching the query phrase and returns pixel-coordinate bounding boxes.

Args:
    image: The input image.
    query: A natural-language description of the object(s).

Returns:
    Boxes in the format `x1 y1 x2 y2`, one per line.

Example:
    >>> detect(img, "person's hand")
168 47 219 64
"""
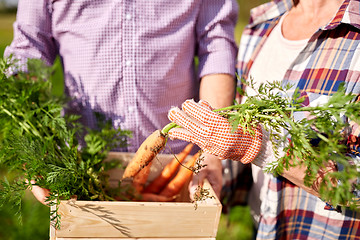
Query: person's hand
29 180 50 205
188 152 222 200
167 99 263 164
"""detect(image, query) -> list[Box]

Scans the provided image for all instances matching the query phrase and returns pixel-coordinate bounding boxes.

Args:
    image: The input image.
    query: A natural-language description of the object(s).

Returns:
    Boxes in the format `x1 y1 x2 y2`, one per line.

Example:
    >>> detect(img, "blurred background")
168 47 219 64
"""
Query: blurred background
0 1 267 239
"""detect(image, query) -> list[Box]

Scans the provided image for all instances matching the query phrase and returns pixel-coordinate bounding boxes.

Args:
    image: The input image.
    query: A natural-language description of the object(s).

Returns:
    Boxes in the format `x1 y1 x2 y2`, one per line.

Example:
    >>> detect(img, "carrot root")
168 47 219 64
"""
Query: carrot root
143 143 194 194
132 161 153 193
139 193 177 202
122 130 166 179
159 151 200 198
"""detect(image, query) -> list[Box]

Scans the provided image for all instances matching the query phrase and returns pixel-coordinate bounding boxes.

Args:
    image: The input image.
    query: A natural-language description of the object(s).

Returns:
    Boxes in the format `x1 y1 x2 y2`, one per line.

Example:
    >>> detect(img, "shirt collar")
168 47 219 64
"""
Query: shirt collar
248 0 360 30
247 0 292 28
326 0 360 30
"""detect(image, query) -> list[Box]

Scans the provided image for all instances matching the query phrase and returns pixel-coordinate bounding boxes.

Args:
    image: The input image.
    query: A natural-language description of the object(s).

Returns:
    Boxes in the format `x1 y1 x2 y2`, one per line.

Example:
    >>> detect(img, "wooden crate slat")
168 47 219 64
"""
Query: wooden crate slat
54 238 215 240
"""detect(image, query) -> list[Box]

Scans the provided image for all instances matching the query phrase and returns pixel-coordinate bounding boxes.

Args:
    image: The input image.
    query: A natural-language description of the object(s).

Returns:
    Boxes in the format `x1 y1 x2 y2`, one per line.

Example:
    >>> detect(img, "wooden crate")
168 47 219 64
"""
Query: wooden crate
49 152 222 240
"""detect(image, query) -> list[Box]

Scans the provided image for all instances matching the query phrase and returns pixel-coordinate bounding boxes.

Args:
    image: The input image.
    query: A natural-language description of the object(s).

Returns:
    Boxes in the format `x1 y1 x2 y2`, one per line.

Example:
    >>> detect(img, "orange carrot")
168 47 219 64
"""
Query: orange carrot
139 193 177 202
143 143 194 194
132 161 153 193
159 151 200 198
122 130 167 179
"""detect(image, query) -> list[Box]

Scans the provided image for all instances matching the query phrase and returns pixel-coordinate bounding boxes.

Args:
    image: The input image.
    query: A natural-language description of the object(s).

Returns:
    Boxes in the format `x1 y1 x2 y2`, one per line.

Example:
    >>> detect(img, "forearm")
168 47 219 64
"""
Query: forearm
253 129 337 198
281 164 321 198
199 73 236 108
195 73 235 197
280 160 338 198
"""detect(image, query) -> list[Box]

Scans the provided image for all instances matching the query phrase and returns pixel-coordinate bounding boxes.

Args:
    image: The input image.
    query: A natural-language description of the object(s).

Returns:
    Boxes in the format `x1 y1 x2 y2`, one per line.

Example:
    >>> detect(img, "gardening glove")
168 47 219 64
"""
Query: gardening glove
167 99 263 164
188 152 222 200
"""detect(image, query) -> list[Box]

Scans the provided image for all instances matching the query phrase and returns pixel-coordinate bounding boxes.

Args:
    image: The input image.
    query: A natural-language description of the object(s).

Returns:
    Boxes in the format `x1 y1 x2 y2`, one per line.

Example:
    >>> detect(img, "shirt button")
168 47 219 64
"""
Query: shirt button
125 60 132 66
125 14 132 20
128 106 135 112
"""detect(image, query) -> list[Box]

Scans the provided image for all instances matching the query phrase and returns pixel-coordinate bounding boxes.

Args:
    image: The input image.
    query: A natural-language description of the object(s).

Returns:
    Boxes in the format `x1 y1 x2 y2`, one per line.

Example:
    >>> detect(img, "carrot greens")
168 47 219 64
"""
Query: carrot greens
219 78 360 208
0 58 132 227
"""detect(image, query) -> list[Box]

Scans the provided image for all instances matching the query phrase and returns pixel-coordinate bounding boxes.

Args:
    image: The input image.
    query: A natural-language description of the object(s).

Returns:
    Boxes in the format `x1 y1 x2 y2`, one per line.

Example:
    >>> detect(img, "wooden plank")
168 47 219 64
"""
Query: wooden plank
55 238 215 240
55 198 220 238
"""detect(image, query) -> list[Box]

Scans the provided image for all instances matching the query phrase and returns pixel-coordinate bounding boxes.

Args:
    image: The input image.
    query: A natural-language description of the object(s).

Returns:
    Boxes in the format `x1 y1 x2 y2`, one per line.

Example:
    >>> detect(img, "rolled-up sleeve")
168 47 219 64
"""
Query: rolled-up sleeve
4 0 57 69
196 0 239 78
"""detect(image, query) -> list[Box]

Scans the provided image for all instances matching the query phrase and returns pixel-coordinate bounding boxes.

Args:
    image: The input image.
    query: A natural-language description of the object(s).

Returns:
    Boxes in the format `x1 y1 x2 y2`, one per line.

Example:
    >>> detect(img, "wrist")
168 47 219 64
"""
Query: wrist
238 124 264 164
252 126 278 168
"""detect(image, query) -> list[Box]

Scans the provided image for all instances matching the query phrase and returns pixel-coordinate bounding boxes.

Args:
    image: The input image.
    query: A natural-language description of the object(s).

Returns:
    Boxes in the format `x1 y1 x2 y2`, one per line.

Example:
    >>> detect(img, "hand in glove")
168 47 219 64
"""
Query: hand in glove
167 99 263 164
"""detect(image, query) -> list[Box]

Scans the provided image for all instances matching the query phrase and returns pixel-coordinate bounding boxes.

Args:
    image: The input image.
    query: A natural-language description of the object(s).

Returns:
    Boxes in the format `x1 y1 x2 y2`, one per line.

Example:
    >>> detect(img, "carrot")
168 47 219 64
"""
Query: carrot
159 151 200 198
132 161 153 193
139 193 177 202
143 143 194 194
122 130 167 179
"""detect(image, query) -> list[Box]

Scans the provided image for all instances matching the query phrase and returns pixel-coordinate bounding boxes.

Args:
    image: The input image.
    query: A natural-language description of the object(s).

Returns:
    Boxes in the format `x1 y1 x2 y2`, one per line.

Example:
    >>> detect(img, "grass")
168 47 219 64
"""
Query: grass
217 206 255 240
0 12 15 56
0 1 267 238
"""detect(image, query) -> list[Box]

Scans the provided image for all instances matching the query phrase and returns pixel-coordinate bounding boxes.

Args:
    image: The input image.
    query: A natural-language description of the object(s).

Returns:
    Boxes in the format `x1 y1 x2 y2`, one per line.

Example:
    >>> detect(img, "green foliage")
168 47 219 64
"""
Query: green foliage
217 78 360 208
0 57 132 228
217 206 254 240
0 193 49 240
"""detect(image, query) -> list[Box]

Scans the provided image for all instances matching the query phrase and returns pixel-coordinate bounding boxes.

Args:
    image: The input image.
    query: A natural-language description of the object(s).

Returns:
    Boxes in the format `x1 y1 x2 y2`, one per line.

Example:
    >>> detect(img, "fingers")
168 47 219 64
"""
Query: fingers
200 153 222 198
188 178 203 201
168 127 207 150
181 99 220 126
168 127 196 142
30 183 50 206
168 105 209 138
188 153 222 200
198 99 214 110
188 168 207 201
239 126 263 164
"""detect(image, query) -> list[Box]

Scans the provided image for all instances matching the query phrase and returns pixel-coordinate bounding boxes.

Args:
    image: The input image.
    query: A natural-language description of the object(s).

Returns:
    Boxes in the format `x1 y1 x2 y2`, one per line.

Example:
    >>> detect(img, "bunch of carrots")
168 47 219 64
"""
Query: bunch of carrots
122 128 201 202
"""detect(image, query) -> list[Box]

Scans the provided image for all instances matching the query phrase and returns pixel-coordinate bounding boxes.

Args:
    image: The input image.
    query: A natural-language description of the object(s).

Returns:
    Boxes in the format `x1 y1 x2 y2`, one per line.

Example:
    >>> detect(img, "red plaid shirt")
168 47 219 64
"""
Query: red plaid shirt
231 0 360 239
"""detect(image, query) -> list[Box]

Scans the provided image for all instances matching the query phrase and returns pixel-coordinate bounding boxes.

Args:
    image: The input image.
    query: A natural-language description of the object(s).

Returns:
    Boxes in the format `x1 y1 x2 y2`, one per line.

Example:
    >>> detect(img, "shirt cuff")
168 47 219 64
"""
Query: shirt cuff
198 47 237 78
252 125 279 168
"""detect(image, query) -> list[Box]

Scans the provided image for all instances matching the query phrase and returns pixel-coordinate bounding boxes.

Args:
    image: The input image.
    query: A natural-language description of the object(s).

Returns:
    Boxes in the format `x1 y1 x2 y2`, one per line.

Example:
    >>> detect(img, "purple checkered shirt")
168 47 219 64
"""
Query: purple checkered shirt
5 0 238 153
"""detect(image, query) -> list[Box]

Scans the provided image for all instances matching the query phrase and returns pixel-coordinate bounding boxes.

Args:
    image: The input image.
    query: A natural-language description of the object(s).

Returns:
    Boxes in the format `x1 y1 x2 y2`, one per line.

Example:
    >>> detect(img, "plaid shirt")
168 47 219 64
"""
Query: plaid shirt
235 0 360 239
